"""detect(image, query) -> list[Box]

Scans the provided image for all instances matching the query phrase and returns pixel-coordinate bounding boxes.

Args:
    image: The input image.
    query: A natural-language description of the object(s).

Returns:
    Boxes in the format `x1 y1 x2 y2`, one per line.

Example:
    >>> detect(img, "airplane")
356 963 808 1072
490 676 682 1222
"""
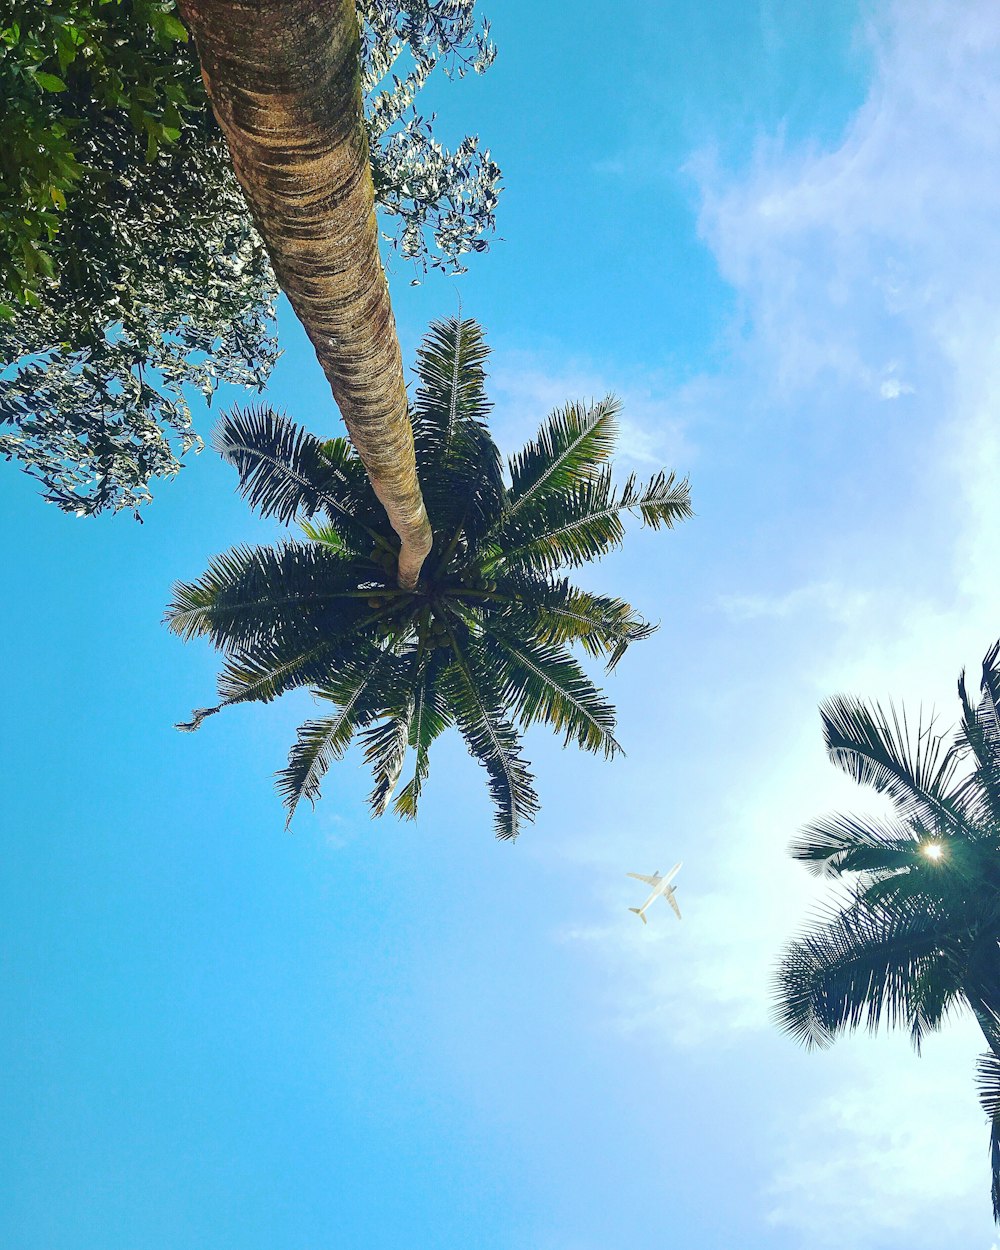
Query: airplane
627 862 682 924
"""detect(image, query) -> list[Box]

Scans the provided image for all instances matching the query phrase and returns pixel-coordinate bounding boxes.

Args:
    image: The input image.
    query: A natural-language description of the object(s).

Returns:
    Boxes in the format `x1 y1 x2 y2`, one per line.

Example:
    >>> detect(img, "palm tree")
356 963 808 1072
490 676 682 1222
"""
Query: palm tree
774 642 1000 1221
166 317 691 839
177 0 432 585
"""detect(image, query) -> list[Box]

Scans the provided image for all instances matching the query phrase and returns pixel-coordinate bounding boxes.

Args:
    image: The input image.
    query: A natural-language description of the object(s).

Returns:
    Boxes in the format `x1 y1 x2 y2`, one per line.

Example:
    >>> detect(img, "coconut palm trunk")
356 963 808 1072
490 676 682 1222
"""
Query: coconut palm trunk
176 0 432 587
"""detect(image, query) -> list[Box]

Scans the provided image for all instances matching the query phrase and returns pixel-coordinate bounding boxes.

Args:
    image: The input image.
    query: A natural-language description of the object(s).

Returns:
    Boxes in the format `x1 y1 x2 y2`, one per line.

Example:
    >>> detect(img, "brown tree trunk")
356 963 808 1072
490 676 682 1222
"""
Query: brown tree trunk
177 0 432 588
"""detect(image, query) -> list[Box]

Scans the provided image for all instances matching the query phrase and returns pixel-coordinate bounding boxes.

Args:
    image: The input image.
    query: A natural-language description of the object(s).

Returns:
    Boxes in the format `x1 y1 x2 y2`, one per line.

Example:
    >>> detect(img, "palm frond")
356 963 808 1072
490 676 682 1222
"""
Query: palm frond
175 635 344 732
856 870 954 918
299 519 345 552
360 700 414 816
412 316 492 450
978 1051 1000 1119
820 696 966 832
488 631 621 757
955 644 1000 827
966 952 1000 1044
215 406 383 545
411 317 505 564
441 640 539 840
773 895 959 1050
789 812 931 878
276 645 410 825
215 637 345 708
493 468 692 575
975 1051 1000 1222
495 573 656 670
904 961 962 1053
426 418 505 574
394 654 452 820
979 641 1000 753
165 542 362 651
505 396 620 519
621 469 695 530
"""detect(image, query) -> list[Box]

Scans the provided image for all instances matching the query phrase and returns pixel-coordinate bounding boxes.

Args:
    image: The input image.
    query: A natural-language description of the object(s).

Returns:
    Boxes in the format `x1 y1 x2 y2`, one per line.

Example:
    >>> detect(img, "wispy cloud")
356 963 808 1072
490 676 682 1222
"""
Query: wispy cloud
695 0 1000 402
487 351 703 471
765 1029 988 1247
879 376 914 400
550 1 1000 1241
718 580 871 624
682 1 1000 1238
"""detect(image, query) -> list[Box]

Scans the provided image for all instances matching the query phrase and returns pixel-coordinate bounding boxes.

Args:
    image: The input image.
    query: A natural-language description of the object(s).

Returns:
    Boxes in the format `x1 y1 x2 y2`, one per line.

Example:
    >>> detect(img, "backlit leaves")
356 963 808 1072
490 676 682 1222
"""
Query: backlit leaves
776 642 1000 1221
2 1 501 516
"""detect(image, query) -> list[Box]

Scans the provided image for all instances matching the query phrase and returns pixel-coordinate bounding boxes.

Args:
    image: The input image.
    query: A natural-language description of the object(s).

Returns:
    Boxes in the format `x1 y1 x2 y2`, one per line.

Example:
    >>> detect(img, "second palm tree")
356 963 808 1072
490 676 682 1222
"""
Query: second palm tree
774 644 1000 1221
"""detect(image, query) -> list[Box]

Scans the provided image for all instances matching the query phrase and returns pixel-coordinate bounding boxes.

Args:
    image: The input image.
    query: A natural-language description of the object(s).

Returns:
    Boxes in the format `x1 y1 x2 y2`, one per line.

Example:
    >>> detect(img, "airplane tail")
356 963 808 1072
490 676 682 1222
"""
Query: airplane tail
629 907 647 925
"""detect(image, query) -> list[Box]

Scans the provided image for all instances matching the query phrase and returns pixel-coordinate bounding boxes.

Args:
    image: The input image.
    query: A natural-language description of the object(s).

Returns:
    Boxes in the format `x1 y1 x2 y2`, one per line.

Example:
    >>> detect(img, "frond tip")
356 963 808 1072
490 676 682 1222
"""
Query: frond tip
175 707 218 733
506 396 621 513
819 695 962 830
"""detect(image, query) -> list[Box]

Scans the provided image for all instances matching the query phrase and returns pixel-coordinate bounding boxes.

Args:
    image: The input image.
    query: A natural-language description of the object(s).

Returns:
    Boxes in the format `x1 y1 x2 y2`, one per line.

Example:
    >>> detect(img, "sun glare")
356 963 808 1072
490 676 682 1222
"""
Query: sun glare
921 842 944 861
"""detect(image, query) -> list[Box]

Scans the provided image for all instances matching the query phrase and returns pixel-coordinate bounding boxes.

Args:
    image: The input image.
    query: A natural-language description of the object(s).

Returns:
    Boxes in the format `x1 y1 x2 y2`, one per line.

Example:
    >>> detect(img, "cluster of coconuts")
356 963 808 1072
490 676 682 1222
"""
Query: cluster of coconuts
361 604 452 648
365 545 400 615
368 545 398 574
419 612 453 649
358 544 500 649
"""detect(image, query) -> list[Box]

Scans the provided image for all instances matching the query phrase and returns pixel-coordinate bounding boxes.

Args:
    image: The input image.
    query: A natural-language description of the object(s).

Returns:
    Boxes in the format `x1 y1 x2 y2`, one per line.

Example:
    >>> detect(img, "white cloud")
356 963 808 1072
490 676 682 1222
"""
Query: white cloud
766 1028 988 1246
678 2 1000 1239
718 580 871 624
487 352 702 472
879 377 913 400
550 1 1000 1242
473 8 1000 1241
695 0 1000 401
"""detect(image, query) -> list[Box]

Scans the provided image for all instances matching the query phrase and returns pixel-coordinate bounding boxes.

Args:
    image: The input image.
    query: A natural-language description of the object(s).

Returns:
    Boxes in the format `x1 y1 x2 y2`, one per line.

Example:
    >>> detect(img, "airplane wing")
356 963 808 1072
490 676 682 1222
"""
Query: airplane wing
666 891 682 920
627 873 660 886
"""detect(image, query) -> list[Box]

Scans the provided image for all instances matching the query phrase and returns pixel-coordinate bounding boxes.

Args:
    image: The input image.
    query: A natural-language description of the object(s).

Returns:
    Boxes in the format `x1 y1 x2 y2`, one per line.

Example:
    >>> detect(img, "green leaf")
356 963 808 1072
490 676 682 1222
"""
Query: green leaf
975 1052 1000 1222
164 541 363 649
394 654 451 819
214 407 384 547
361 704 414 816
496 574 655 670
34 72 67 93
487 630 621 757
276 645 409 825
788 813 927 878
156 13 189 42
820 697 966 832
441 641 539 840
773 896 960 1051
505 396 620 521
493 468 692 575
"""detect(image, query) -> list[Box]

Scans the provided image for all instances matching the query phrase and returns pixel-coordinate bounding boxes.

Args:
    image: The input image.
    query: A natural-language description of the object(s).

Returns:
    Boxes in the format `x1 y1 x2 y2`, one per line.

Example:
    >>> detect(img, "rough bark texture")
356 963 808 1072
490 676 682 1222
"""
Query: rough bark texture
177 0 432 587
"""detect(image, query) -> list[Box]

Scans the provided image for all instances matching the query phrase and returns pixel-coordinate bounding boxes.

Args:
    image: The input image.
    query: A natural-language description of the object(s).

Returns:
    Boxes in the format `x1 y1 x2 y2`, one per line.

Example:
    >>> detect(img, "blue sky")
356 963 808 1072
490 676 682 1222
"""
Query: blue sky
4 1 1000 1246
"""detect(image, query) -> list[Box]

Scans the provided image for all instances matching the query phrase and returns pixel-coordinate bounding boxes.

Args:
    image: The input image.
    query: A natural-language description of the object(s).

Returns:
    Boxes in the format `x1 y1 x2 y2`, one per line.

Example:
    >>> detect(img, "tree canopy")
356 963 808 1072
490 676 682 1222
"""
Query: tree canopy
0 0 500 517
774 643 1000 1221
166 317 692 838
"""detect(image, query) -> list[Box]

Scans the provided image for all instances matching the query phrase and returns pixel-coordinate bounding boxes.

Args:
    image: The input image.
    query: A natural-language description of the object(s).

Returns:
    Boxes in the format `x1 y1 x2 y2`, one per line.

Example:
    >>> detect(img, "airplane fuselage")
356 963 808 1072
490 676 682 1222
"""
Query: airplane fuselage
635 880 677 919
627 862 683 923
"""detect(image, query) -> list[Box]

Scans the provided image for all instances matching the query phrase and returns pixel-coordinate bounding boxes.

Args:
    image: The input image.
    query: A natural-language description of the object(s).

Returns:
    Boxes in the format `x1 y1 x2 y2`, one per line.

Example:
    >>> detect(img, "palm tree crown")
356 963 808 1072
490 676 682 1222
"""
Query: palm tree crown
774 642 1000 1220
166 317 691 839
